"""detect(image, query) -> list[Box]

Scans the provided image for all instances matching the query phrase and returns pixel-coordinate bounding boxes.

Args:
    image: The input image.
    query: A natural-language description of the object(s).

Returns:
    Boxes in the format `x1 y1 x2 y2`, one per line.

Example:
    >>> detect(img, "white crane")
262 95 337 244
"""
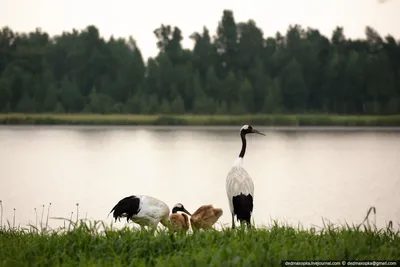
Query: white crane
226 124 265 229
109 195 171 230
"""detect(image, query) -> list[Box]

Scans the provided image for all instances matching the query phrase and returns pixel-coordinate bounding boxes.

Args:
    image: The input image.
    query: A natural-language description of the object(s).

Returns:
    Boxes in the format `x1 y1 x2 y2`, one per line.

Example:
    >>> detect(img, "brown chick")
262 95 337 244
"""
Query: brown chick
169 203 191 233
190 204 223 230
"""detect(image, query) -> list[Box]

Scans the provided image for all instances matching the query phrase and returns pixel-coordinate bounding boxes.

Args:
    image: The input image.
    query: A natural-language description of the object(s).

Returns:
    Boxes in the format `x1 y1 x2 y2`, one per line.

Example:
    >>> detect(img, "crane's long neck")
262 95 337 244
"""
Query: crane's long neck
239 132 246 159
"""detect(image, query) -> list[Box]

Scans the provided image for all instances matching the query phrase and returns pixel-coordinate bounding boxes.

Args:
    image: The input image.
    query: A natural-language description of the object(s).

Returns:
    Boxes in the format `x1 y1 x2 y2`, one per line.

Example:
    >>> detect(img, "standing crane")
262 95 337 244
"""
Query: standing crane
226 124 265 229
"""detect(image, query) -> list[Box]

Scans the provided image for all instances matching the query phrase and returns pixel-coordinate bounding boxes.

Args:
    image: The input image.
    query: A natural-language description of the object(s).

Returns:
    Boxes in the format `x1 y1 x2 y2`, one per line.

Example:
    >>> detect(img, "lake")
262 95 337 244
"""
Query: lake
0 125 399 231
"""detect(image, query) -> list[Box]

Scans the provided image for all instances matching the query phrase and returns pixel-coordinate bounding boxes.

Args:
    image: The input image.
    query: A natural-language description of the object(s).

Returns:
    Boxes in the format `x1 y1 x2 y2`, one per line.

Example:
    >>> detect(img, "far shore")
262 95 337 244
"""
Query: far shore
1 113 400 127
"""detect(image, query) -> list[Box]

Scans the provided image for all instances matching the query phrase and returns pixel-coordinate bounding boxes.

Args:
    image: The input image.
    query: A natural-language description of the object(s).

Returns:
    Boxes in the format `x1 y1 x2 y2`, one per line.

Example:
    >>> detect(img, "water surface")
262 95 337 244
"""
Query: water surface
0 126 399 230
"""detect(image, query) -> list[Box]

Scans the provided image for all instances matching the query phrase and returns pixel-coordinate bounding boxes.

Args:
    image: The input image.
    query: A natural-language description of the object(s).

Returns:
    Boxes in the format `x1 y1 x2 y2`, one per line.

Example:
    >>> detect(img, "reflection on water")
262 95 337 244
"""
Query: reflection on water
0 126 399 230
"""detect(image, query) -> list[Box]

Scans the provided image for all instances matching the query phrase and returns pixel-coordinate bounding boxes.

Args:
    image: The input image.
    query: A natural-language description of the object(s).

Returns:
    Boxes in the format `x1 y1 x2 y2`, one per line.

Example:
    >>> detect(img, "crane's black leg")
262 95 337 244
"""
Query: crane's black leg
231 214 235 229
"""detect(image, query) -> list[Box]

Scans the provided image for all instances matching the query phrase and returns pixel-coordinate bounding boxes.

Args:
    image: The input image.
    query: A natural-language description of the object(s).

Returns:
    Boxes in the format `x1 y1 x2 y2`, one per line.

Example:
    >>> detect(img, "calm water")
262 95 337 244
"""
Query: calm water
0 125 399 230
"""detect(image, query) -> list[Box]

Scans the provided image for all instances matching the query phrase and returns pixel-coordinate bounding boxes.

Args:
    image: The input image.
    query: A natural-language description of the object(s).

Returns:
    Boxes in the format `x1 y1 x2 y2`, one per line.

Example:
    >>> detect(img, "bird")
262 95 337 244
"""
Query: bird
226 124 265 229
169 203 191 233
190 204 223 230
108 195 170 230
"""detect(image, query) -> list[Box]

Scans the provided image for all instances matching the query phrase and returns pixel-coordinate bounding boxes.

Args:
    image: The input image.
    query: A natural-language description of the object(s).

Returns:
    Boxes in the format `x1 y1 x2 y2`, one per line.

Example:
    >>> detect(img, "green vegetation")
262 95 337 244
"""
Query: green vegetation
1 223 399 266
0 205 399 266
0 10 400 117
1 113 400 126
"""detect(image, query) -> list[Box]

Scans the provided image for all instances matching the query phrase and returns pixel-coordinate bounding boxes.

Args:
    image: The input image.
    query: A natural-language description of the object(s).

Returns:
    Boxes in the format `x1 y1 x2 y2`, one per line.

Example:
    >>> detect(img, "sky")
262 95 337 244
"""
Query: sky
0 0 399 61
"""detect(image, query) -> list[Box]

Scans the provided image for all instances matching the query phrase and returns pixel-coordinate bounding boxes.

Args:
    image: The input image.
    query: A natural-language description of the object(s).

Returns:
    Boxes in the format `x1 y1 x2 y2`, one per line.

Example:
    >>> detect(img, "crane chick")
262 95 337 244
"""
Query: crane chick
169 203 191 233
190 204 223 230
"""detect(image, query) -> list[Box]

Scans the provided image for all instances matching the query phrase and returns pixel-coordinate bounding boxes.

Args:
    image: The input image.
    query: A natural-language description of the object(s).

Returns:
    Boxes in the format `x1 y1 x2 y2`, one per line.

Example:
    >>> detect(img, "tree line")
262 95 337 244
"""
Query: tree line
0 10 399 115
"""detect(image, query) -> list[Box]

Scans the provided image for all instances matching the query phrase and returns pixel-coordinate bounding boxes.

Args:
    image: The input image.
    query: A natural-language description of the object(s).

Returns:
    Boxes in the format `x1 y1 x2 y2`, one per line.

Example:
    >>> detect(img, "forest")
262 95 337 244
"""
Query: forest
0 10 399 115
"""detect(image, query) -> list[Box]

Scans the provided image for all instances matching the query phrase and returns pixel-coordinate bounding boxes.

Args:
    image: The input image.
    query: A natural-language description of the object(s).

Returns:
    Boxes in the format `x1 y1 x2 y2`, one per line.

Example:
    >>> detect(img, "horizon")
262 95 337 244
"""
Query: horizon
1 0 399 60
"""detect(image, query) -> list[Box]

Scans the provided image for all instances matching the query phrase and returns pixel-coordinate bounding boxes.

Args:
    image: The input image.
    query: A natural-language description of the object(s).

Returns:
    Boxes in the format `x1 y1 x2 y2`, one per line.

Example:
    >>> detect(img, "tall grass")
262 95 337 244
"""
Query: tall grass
1 113 400 126
0 202 399 266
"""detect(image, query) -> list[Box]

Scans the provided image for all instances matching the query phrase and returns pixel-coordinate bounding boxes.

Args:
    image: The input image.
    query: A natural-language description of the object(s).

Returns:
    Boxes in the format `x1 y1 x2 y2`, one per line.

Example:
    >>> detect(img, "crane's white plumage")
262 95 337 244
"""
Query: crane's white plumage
109 195 170 229
241 125 249 131
226 124 265 228
226 163 254 215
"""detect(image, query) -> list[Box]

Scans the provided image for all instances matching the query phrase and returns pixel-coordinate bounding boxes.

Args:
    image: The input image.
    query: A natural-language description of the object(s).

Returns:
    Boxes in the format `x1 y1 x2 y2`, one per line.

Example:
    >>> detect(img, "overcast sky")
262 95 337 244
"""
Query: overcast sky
0 0 398 60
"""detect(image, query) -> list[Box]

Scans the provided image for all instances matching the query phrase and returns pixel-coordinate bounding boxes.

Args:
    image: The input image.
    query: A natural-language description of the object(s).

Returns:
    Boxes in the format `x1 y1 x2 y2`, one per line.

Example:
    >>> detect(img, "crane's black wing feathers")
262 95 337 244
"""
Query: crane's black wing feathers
232 193 253 224
109 195 141 222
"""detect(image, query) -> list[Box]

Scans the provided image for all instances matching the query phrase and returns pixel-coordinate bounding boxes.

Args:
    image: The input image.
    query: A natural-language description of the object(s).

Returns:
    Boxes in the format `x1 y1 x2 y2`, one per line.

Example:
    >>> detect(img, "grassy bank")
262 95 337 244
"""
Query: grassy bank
1 113 400 126
0 222 399 267
0 225 400 267
1 205 399 266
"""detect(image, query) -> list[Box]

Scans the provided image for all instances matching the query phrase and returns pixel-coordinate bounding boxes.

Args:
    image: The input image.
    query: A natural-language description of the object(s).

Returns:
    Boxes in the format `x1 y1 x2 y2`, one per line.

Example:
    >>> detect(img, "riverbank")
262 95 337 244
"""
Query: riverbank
0 222 399 266
1 204 398 266
1 113 400 126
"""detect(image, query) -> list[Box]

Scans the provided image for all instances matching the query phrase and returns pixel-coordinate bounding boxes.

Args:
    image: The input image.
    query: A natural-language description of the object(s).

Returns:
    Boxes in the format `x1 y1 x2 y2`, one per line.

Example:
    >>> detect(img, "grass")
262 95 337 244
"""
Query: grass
1 113 400 126
0 203 399 267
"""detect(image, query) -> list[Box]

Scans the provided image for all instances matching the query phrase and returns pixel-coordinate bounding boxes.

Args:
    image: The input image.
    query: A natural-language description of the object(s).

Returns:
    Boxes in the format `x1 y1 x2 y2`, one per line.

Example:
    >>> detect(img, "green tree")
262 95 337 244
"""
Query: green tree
0 12 399 116
236 20 264 75
190 27 217 83
0 78 11 111
59 76 84 112
160 99 171 114
43 84 58 112
170 94 185 114
263 77 283 113
238 78 254 113
279 58 308 112
192 72 215 114
214 10 238 77
16 93 36 112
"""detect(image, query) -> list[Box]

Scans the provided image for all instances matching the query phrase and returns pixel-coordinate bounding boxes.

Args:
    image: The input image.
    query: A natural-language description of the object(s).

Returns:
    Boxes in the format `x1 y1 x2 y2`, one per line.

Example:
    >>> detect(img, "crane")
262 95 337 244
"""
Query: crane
226 124 265 229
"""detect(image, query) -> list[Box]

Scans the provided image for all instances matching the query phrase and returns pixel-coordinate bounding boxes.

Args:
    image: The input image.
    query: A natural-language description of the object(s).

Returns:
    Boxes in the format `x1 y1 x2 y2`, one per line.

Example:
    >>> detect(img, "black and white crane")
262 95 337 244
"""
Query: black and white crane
226 124 265 229
109 194 170 230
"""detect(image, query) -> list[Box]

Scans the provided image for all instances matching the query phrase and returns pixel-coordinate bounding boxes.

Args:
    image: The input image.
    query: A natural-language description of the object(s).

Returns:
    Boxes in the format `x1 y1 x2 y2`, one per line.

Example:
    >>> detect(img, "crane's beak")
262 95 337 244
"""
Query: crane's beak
252 129 266 136
183 208 191 216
